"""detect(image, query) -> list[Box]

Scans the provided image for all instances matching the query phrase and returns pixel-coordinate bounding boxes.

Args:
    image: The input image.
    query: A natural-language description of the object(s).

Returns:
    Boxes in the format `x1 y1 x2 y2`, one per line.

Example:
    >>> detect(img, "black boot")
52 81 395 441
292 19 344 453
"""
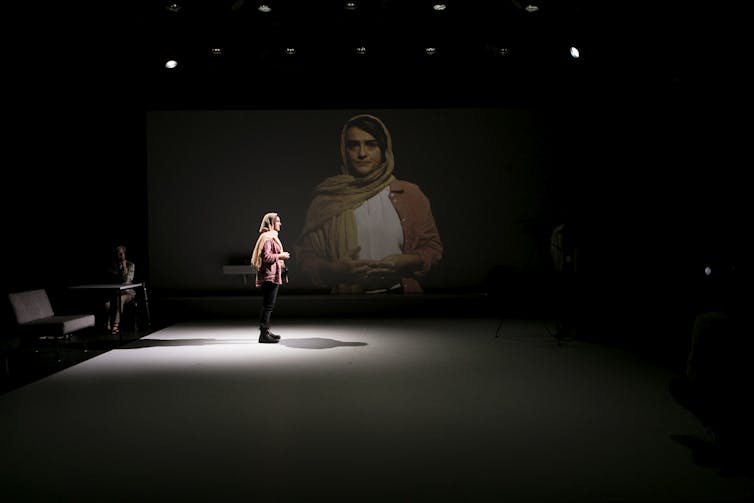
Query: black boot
259 330 279 344
268 331 281 340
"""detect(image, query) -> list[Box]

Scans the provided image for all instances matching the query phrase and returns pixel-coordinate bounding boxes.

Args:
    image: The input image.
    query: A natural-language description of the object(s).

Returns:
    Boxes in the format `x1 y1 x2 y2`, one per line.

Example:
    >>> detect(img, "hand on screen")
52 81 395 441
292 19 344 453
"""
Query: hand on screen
332 246 372 280
367 254 422 276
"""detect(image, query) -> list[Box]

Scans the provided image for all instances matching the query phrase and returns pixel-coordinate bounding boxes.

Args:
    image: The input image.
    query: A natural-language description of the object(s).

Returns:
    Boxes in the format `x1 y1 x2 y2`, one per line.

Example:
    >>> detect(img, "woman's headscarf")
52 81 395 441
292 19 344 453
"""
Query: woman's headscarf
251 212 283 270
258 212 278 233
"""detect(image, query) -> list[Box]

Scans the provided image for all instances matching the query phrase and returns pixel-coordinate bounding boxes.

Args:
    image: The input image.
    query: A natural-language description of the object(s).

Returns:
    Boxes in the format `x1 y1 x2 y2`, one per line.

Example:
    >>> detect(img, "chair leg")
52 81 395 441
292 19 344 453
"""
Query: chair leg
54 337 61 363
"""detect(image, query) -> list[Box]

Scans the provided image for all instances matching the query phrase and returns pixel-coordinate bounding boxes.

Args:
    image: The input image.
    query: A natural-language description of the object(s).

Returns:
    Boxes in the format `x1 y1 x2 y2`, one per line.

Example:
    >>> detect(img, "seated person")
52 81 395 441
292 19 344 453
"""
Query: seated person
104 245 136 335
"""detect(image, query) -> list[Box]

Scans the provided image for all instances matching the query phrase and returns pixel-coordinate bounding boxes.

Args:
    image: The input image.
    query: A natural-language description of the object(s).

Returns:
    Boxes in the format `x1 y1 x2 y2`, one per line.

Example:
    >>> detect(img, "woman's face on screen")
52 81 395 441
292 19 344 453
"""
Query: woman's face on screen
345 127 383 177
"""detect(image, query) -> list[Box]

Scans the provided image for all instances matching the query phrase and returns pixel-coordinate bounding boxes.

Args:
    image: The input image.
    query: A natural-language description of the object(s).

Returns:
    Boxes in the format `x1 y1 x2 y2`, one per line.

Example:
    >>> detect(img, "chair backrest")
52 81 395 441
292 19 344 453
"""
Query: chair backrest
8 289 54 325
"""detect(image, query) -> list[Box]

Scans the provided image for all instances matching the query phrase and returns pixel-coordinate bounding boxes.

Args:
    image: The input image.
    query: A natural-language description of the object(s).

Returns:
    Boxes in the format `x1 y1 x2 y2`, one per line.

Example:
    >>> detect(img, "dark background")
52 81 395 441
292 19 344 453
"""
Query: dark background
3 1 746 366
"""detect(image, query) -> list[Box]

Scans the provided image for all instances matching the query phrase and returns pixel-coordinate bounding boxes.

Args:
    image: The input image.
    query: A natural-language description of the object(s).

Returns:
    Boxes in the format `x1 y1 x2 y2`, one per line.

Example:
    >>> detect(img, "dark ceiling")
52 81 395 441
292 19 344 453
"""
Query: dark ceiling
141 0 602 107
13 1 743 109
144 0 588 66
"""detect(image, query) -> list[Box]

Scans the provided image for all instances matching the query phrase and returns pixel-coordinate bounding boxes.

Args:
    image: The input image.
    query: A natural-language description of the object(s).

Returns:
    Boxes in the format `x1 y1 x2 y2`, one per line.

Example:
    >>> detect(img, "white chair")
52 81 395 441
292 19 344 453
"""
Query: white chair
8 289 95 361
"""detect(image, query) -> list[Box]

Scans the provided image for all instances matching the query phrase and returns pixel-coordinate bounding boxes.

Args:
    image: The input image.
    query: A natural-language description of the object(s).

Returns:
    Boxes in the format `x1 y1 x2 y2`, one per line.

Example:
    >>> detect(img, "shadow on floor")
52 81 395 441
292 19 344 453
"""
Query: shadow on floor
0 327 154 395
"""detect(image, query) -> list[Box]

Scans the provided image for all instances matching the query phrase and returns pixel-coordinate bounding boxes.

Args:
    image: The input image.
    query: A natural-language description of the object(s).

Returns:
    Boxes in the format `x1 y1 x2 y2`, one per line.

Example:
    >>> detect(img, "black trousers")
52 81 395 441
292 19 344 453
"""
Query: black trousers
259 281 279 332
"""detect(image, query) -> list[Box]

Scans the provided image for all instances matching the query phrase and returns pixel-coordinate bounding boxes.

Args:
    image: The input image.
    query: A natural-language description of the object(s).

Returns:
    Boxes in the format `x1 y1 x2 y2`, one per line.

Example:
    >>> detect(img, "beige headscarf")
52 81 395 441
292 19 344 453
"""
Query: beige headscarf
251 212 284 270
295 114 396 264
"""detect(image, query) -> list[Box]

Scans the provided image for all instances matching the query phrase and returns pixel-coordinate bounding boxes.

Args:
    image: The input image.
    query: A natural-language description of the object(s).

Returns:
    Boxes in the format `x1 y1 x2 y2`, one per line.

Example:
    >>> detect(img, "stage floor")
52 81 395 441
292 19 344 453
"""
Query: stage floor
1 317 752 502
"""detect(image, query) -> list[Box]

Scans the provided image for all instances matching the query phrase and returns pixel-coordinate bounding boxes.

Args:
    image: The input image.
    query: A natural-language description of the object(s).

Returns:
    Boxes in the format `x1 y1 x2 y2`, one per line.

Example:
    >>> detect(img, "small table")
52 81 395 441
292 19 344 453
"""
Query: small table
223 265 255 285
68 283 151 331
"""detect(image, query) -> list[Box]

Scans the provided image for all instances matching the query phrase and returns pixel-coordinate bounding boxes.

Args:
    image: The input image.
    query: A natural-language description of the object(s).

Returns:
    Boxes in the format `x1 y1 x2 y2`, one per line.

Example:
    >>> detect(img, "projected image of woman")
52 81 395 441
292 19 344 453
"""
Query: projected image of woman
295 114 442 294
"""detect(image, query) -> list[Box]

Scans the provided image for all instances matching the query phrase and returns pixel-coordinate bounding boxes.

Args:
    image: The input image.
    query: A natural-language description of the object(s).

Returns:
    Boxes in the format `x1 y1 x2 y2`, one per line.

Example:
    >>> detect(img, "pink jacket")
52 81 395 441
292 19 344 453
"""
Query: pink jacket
388 180 443 293
255 238 287 287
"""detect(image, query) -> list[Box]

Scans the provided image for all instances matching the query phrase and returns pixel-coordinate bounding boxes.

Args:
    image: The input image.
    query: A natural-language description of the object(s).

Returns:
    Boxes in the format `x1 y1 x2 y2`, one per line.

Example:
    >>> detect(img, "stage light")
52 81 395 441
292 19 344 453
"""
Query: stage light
165 59 178 69
570 46 580 59
258 3 271 13
344 2 358 10
433 3 447 11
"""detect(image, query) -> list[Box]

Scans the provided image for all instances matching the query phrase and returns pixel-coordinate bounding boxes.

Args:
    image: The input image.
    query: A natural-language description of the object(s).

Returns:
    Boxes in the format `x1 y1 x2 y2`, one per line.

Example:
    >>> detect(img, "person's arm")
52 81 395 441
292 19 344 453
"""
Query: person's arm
126 262 135 284
261 239 276 265
371 183 443 277
409 201 443 276
262 240 289 265
114 261 132 284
